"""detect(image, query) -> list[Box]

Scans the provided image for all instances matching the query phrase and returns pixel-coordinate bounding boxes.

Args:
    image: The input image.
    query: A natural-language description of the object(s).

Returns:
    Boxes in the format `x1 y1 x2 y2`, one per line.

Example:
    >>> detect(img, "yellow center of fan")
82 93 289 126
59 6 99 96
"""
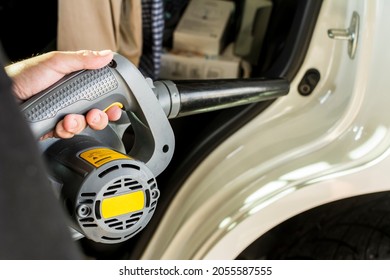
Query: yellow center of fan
101 191 145 219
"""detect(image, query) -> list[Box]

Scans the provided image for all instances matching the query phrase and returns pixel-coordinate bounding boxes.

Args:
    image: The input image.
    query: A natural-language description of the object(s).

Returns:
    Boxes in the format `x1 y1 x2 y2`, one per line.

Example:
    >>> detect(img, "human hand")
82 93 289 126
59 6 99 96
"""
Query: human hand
5 50 123 139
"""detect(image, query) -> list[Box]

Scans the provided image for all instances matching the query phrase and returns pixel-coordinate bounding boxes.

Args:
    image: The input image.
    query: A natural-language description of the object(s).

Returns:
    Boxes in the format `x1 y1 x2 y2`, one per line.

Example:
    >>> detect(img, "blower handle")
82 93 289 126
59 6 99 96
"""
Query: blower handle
20 53 175 177
19 60 135 139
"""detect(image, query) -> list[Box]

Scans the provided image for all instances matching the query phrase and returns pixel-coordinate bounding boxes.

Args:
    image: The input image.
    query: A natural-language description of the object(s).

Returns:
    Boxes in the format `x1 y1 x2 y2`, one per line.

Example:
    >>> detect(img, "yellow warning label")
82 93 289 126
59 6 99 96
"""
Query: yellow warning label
101 191 144 219
80 148 129 167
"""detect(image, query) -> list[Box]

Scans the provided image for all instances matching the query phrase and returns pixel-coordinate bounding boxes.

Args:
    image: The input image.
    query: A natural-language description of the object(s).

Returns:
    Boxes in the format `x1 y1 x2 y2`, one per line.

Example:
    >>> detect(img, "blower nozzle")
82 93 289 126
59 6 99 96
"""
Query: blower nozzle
153 78 289 119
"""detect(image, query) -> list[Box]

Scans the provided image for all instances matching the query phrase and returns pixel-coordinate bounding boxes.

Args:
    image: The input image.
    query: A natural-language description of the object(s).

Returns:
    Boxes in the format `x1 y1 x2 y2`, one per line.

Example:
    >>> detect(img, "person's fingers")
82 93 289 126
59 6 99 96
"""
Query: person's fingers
40 105 122 141
85 109 109 131
54 114 87 138
39 131 54 141
105 106 123 122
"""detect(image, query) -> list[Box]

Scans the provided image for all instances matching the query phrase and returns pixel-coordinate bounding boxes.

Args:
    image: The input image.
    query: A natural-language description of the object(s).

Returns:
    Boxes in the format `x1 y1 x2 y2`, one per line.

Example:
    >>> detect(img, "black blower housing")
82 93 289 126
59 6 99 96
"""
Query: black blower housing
45 135 160 244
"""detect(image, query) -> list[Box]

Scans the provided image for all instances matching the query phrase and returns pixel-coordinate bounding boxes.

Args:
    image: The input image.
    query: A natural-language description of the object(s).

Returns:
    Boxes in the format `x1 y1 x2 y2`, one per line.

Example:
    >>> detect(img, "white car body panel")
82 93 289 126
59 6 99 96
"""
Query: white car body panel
142 0 390 259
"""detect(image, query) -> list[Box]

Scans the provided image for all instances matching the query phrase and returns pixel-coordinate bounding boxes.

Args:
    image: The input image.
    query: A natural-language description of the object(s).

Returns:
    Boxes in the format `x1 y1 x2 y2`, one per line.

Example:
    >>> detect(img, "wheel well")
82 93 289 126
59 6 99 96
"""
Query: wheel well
237 191 390 259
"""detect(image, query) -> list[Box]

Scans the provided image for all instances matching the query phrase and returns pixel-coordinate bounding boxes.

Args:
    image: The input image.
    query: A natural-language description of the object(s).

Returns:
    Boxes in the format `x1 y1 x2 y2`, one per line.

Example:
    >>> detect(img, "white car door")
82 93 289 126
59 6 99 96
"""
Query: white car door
141 0 390 259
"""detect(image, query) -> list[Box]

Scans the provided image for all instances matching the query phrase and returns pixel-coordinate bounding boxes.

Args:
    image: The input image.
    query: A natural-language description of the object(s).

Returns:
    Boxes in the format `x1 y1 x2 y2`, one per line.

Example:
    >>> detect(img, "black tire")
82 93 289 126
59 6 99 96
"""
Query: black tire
237 191 390 260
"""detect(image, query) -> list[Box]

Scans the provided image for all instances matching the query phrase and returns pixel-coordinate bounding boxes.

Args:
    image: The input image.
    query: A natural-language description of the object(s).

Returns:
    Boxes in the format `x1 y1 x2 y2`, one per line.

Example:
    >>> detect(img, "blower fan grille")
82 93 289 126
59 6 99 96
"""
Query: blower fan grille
73 156 159 243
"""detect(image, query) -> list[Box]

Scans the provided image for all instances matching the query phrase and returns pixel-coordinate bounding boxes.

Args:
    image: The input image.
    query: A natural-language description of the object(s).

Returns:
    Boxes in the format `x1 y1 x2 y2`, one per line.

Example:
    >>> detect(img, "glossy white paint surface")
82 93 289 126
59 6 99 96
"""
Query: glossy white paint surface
142 0 390 259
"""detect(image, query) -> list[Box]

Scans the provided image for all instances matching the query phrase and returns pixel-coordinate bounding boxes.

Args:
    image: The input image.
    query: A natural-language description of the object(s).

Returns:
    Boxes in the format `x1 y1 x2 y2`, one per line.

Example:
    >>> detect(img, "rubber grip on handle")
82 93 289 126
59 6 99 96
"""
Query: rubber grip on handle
20 64 132 139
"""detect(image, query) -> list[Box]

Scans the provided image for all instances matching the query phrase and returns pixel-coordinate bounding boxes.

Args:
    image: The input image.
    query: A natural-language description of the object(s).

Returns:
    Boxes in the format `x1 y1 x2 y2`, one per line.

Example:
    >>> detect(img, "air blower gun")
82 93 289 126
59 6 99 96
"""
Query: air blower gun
20 53 289 244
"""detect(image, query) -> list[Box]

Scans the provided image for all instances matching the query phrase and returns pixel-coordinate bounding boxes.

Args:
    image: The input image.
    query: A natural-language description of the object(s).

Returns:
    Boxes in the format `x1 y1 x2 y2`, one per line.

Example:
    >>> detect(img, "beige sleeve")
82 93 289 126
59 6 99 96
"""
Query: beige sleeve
57 0 142 66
